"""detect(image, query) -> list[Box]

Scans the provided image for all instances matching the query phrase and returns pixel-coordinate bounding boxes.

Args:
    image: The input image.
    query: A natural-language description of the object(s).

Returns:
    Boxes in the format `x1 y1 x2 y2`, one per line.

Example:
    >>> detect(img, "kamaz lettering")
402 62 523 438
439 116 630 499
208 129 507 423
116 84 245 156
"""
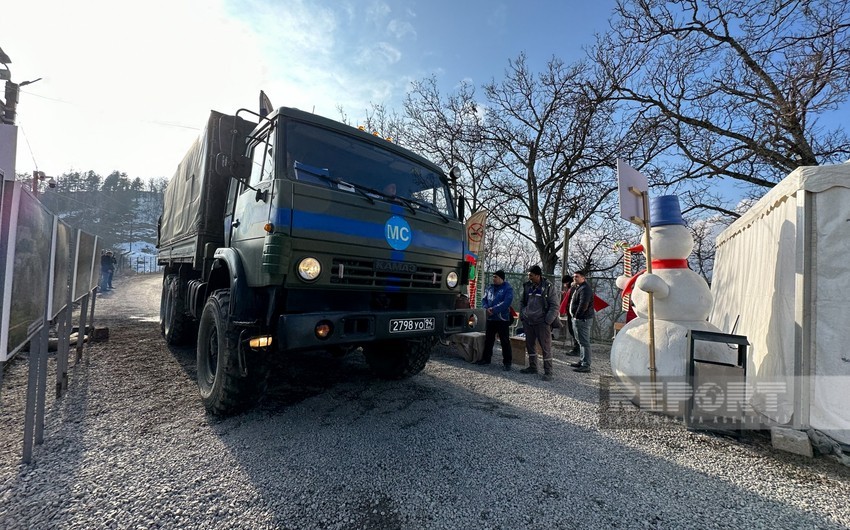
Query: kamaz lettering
375 260 418 274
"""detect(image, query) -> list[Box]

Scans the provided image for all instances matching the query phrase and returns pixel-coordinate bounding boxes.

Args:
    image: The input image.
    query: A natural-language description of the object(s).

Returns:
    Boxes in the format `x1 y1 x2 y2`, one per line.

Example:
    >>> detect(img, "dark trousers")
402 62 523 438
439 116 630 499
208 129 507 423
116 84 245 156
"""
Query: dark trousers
572 317 592 366
483 319 512 365
565 315 578 351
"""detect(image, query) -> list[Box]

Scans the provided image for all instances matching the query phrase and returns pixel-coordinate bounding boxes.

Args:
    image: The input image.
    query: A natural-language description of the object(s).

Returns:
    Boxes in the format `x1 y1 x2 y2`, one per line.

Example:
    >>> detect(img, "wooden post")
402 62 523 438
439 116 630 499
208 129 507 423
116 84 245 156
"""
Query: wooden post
642 192 657 395
628 187 657 408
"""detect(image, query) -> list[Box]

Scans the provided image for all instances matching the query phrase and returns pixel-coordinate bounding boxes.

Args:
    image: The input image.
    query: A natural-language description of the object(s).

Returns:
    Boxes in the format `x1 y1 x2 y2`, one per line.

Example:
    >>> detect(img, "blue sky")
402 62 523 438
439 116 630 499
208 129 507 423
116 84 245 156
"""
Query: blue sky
3 0 615 180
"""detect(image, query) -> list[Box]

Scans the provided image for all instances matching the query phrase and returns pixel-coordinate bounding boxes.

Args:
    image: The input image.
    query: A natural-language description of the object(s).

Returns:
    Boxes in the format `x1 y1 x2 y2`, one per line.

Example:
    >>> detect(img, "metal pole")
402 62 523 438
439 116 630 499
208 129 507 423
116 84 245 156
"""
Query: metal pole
642 191 658 406
76 295 88 363
561 227 570 277
560 227 570 347
55 308 67 397
34 324 49 445
22 325 42 464
89 288 97 339
59 233 76 395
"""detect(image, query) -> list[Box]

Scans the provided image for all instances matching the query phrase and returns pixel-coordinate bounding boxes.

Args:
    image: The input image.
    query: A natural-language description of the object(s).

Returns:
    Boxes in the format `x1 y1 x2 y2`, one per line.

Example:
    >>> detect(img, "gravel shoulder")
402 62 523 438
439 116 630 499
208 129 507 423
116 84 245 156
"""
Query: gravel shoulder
1 274 849 529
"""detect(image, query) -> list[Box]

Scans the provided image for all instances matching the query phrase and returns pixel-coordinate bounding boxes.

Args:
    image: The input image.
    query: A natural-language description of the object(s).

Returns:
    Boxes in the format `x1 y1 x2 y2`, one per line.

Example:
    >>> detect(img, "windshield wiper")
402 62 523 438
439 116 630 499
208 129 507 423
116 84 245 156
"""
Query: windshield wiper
361 186 418 216
402 197 450 223
333 178 375 204
390 195 419 216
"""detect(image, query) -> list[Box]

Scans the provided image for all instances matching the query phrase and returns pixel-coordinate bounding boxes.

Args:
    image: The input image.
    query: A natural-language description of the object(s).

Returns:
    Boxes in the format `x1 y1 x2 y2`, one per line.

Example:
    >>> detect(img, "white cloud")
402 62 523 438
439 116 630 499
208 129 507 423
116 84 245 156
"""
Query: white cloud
387 20 417 40
4 0 418 179
355 42 403 67
365 1 392 22
5 0 271 178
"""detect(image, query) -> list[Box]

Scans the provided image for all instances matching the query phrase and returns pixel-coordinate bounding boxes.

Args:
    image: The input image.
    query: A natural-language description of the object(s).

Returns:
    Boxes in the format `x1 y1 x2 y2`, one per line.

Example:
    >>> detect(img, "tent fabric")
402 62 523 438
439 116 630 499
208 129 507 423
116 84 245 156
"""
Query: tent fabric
157 111 255 264
716 164 850 245
710 163 850 444
158 112 218 253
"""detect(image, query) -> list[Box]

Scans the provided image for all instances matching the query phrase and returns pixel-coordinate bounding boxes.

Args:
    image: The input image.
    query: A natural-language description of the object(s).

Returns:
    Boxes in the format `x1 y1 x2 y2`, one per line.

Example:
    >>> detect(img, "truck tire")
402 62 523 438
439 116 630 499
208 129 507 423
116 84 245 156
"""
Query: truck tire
363 338 435 380
162 274 192 345
196 289 269 415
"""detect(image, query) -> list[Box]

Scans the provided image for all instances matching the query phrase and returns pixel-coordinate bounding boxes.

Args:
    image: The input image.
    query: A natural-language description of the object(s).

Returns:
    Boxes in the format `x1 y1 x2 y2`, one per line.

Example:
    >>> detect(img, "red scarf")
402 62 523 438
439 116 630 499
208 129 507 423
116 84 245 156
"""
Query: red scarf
621 259 689 298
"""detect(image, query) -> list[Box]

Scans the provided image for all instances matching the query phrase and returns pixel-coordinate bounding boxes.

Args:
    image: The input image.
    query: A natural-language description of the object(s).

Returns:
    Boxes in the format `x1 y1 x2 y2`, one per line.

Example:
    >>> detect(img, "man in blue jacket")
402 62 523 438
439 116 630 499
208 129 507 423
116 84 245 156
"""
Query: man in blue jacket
478 270 514 370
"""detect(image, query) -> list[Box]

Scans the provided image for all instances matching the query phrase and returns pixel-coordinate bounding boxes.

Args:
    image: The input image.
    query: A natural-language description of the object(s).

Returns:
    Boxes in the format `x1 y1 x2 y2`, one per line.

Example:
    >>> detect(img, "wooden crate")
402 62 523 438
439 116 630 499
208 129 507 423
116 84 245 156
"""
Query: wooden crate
450 332 486 362
509 336 540 366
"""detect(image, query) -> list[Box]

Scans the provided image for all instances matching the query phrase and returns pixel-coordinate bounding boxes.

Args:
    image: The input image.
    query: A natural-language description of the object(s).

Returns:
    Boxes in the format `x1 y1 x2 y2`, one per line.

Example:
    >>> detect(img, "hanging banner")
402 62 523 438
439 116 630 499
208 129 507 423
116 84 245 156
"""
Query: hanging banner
464 209 488 307
0 183 54 360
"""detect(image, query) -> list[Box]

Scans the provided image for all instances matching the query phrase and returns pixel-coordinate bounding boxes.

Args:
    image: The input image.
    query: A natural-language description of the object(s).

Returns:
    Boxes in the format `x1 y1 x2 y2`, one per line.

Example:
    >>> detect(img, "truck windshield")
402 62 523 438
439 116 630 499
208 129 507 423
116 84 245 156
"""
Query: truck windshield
284 120 455 218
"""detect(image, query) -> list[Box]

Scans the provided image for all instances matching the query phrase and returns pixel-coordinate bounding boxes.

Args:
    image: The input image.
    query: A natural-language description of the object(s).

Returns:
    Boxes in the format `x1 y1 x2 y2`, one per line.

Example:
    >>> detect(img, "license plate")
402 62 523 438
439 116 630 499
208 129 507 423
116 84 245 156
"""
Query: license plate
389 317 435 333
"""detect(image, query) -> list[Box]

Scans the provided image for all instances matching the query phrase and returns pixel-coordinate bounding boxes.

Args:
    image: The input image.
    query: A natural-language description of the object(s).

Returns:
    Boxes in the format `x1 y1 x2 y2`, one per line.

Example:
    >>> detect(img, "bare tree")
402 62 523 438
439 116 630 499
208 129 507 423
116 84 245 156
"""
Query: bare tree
481 53 630 274
337 102 408 148
402 76 499 218
595 0 850 214
481 226 538 276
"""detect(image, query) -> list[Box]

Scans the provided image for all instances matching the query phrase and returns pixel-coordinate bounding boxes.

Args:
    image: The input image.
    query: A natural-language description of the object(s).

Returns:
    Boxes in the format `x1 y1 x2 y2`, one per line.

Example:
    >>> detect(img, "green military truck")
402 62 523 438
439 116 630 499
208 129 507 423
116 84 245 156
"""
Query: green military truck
157 105 483 414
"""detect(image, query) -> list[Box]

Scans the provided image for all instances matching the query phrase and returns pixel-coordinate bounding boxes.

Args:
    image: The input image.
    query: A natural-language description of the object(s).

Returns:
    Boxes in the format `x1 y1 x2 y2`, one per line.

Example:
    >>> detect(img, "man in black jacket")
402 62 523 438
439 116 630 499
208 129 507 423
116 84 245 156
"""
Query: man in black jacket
568 271 595 373
519 265 560 381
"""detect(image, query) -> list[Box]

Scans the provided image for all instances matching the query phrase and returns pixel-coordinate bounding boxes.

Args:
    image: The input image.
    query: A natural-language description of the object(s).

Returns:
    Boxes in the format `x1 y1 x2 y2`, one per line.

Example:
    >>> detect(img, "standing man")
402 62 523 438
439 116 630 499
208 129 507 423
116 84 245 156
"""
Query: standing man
559 276 579 356
569 271 595 373
478 270 514 370
519 265 560 381
100 250 113 291
107 251 116 289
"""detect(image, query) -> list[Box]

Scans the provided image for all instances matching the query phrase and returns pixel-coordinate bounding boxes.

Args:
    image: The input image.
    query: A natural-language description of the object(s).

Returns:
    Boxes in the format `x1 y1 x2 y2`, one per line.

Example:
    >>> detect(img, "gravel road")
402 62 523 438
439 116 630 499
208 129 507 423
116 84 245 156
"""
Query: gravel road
1 274 849 529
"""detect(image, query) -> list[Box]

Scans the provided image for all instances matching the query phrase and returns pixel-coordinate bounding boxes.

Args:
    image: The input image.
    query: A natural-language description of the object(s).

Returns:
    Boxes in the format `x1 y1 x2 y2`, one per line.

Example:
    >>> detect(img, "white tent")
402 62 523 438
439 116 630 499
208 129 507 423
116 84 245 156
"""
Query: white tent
710 163 850 445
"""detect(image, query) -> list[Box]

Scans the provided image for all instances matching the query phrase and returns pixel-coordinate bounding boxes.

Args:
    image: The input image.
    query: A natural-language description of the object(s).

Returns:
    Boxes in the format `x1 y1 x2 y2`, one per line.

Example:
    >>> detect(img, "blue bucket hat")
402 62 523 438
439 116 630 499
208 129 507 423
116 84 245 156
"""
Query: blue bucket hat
650 195 686 227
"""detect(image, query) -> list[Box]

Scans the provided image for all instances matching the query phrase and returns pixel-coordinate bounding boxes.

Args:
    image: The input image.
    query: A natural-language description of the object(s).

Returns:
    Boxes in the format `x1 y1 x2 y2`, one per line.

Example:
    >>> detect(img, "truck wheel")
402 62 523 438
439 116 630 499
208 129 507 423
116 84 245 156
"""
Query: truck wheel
162 274 191 345
196 289 269 415
363 338 435 380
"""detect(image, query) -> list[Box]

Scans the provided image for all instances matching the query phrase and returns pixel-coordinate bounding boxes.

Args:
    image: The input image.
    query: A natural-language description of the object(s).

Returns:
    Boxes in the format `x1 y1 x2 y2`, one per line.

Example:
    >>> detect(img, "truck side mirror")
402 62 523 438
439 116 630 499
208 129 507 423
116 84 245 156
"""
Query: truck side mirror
215 152 251 182
215 153 233 176
457 196 465 220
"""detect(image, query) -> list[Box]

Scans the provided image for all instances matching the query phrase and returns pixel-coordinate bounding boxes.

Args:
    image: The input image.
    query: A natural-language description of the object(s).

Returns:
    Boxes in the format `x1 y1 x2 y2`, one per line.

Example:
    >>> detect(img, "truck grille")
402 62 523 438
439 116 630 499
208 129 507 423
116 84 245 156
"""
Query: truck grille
331 258 443 289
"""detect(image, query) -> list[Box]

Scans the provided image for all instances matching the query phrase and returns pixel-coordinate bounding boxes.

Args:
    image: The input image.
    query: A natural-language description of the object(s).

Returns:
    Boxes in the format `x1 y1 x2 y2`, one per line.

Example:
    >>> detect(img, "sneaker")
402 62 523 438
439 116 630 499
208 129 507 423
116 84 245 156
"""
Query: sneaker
541 373 553 381
573 364 591 373
474 359 491 366
502 364 511 372
519 366 538 374
569 361 583 368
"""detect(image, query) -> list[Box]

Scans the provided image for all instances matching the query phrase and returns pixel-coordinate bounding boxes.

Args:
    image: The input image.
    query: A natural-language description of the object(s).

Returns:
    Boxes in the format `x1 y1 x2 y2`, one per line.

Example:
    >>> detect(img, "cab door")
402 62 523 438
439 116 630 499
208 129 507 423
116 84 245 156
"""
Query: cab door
230 124 275 286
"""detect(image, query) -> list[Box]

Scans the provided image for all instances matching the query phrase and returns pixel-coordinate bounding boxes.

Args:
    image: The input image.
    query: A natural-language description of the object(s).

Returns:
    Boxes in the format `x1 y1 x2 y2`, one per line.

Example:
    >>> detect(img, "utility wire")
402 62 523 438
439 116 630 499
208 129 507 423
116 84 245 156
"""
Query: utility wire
21 89 201 131
17 124 40 170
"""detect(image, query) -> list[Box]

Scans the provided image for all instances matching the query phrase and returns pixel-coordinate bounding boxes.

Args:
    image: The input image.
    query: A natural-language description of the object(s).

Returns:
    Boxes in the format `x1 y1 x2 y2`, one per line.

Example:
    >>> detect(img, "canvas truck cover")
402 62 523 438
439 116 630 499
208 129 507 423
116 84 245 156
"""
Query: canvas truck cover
157 111 254 265
709 163 850 444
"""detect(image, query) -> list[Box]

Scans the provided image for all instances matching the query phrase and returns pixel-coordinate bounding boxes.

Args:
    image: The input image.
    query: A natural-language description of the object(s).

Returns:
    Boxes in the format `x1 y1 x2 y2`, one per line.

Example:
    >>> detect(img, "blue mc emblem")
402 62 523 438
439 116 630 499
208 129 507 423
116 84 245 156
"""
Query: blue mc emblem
385 216 412 250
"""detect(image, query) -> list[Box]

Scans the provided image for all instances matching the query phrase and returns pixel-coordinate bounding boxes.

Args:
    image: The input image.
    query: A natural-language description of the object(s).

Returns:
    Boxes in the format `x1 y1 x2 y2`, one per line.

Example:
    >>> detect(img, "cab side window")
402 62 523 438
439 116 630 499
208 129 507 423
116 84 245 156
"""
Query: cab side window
249 129 275 186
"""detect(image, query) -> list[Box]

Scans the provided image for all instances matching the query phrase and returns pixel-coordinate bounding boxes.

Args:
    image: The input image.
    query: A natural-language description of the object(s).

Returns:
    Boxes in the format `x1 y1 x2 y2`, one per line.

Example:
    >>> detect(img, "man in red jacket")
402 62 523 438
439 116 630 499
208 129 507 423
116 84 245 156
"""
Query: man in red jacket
559 276 579 356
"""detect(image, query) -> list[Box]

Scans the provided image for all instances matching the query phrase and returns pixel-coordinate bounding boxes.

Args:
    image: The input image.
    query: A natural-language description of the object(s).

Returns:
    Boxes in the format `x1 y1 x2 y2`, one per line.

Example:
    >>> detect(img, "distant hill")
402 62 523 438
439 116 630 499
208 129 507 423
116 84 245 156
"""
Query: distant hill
37 188 164 274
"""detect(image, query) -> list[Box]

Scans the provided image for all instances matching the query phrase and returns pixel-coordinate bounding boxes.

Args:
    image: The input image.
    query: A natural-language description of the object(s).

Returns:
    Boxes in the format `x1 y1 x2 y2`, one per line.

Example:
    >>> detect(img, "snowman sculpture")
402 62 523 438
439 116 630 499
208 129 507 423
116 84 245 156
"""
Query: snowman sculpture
610 195 729 412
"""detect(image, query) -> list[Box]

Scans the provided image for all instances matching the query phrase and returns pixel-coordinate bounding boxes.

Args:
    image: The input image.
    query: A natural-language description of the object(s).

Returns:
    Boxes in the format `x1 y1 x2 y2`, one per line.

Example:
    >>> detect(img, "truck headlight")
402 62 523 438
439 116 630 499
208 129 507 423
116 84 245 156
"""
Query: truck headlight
297 257 322 281
446 271 459 288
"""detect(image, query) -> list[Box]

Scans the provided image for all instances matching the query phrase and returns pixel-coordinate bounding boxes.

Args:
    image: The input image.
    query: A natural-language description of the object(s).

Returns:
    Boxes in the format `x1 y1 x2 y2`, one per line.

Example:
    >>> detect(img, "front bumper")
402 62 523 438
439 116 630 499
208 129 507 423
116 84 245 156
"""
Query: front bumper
277 308 485 351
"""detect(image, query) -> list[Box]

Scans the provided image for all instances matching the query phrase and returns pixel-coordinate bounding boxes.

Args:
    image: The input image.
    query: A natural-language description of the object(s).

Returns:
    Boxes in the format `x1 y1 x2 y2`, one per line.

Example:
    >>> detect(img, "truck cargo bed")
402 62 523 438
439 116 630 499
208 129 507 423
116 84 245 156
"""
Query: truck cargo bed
156 110 254 270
